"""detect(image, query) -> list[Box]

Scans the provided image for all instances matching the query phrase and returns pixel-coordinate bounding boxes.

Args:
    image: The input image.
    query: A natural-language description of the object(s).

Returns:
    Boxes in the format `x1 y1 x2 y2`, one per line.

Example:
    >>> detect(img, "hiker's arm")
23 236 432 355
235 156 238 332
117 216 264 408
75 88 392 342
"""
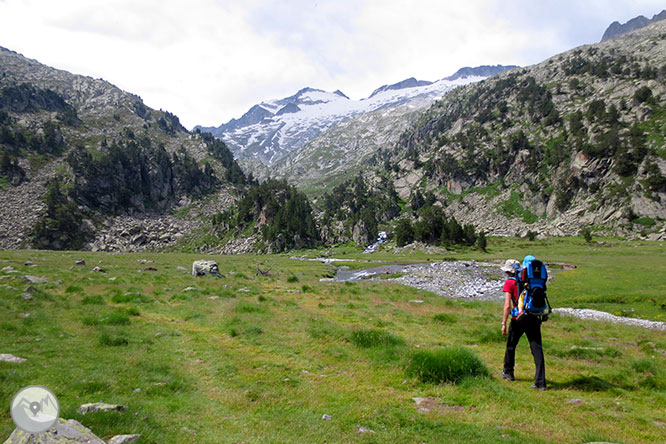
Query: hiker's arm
502 292 511 335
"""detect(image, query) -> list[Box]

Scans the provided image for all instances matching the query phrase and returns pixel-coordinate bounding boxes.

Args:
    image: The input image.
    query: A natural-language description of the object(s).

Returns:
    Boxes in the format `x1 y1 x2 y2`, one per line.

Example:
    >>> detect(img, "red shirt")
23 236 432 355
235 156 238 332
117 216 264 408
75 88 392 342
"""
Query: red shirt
503 278 518 305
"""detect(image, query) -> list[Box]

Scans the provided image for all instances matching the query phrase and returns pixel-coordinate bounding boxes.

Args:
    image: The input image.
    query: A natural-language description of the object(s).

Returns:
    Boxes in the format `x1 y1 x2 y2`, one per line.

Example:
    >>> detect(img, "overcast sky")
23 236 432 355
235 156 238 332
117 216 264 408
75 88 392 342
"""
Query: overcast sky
0 0 664 129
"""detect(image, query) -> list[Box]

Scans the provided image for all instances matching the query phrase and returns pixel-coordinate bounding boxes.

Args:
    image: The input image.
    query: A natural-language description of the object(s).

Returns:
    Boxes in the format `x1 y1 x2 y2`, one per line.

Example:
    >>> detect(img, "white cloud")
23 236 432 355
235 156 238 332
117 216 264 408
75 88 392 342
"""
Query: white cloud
0 0 664 128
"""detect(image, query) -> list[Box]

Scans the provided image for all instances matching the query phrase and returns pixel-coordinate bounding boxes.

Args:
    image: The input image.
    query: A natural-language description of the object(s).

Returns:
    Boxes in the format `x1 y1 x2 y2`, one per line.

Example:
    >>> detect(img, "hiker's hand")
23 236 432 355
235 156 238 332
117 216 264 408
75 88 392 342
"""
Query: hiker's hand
501 324 507 335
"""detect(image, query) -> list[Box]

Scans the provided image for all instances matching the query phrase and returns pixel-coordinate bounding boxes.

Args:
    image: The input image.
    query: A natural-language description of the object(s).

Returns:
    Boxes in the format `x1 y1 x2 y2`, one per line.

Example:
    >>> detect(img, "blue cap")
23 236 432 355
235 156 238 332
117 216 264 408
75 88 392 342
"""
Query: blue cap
522 255 536 267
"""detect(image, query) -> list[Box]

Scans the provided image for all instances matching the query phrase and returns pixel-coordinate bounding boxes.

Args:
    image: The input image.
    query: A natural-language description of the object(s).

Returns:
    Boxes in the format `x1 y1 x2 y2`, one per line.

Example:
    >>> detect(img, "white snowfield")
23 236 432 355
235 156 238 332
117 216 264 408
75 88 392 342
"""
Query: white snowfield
554 308 666 330
222 76 484 164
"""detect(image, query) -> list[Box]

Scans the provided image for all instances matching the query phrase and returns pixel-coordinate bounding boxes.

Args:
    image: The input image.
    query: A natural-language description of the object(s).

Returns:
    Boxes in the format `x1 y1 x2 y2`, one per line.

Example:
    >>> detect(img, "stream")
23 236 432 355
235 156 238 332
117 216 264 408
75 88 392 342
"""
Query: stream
322 259 666 330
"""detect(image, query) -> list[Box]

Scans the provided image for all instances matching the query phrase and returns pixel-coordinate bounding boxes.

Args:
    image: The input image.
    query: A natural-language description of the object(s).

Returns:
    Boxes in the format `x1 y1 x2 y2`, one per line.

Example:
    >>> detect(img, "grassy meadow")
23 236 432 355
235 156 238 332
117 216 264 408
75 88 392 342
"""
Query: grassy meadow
1 237 665 443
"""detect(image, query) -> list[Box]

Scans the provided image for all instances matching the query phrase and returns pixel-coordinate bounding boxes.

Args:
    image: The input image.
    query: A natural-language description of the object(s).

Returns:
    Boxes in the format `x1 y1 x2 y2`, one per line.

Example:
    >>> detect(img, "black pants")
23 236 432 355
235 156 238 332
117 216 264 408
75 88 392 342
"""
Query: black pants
503 315 546 388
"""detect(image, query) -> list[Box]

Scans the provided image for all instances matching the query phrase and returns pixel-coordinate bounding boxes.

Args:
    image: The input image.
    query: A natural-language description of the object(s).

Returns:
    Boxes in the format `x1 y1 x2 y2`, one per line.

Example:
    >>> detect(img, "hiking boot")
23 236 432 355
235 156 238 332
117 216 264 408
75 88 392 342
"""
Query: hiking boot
500 370 515 381
530 384 547 391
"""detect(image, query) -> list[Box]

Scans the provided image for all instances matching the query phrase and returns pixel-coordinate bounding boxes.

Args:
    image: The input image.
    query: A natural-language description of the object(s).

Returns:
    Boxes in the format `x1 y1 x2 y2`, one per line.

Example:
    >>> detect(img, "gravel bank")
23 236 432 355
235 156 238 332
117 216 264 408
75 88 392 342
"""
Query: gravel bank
387 260 504 300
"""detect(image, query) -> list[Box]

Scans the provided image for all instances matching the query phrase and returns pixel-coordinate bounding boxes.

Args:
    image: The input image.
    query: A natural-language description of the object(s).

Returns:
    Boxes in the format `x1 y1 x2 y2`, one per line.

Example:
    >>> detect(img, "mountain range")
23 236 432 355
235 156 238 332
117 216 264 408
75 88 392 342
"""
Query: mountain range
196 65 517 168
1 14 665 253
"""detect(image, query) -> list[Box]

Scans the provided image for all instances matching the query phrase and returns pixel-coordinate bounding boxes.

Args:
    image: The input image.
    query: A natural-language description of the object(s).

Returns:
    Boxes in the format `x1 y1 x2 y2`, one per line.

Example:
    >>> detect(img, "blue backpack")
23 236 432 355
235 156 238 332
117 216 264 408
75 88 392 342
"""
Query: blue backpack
518 256 551 319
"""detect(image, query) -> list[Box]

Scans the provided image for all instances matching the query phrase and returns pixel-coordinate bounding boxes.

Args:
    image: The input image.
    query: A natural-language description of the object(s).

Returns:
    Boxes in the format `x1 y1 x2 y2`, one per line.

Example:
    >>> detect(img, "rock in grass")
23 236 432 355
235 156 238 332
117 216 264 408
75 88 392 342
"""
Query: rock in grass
2 418 105 443
176 266 188 272
0 353 26 363
321 414 332 420
192 260 220 277
357 426 375 434
20 292 33 300
107 434 141 444
23 275 48 284
75 260 86 265
91 266 105 273
413 396 439 413
77 402 128 414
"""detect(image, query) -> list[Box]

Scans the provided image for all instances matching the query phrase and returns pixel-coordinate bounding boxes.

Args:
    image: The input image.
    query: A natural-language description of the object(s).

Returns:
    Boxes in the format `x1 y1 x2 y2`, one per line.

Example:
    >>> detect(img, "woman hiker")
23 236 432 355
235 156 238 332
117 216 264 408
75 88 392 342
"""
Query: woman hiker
500 258 547 390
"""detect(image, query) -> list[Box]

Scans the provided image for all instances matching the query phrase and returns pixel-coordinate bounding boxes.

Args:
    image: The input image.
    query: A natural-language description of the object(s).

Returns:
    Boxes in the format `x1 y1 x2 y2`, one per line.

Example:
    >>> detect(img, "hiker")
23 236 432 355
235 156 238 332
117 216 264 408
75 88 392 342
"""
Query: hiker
500 257 547 390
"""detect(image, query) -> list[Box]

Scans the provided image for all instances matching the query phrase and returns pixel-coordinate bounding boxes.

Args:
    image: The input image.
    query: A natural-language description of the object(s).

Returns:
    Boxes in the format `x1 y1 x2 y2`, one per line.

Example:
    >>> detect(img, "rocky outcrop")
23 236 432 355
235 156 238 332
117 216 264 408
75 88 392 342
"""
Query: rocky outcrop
601 10 666 41
3 419 104 444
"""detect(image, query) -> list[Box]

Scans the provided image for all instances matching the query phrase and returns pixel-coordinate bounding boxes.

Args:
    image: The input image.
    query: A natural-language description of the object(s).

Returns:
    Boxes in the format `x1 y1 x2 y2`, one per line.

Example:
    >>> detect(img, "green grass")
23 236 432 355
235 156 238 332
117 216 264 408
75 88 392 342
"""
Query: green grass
495 191 540 223
0 240 665 443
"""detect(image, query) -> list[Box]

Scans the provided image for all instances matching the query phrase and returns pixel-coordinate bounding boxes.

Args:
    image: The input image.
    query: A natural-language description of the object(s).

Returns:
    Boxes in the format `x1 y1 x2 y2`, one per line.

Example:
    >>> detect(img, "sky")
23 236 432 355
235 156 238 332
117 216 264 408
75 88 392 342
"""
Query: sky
0 0 664 129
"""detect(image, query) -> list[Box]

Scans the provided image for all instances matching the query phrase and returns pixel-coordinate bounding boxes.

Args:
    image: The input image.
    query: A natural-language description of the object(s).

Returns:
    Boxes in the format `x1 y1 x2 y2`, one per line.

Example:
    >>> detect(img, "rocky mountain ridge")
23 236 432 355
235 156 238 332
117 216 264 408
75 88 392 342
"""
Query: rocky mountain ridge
376 20 666 239
0 46 243 251
601 9 666 41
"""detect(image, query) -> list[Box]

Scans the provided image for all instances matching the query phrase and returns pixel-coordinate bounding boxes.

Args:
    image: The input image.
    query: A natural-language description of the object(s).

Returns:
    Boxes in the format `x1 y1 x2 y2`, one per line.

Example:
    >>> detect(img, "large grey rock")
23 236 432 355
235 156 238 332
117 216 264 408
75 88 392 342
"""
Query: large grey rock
23 276 48 284
191 260 220 277
77 402 127 414
2 418 105 444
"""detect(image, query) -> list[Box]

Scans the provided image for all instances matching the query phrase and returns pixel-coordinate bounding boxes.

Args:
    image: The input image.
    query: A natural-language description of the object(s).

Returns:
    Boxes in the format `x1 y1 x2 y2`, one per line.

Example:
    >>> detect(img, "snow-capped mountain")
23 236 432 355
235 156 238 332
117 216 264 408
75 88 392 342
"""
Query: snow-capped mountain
198 65 518 166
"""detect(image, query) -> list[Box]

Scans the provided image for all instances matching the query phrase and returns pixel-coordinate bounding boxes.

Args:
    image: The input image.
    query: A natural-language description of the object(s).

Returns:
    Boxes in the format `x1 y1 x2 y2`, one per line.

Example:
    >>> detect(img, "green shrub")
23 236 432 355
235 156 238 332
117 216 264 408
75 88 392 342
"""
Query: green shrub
349 328 404 348
632 358 659 374
287 275 299 283
85 312 131 326
82 316 99 326
433 313 458 324
102 312 131 325
112 292 152 303
406 347 489 384
82 295 104 305
234 301 268 314
633 86 653 104
99 333 129 347
634 217 656 227
126 306 141 316
65 285 84 294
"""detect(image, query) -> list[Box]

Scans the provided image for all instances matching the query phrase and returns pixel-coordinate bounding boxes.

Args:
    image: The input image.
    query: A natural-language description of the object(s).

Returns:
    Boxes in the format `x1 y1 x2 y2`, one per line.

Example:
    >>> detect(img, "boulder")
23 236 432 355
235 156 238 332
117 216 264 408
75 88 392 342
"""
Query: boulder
77 402 127 414
2 418 105 444
191 260 220 277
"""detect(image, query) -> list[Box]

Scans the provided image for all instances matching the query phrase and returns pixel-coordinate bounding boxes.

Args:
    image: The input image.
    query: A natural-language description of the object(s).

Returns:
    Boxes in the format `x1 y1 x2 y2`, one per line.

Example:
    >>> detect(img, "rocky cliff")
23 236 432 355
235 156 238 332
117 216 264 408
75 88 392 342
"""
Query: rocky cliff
0 47 243 251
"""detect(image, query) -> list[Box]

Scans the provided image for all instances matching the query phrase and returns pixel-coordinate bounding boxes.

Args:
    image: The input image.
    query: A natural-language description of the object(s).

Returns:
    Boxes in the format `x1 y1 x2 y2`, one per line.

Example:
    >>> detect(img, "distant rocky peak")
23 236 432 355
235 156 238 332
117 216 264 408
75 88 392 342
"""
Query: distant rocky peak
333 90 350 99
601 9 666 41
273 87 343 107
368 77 433 99
445 65 519 81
